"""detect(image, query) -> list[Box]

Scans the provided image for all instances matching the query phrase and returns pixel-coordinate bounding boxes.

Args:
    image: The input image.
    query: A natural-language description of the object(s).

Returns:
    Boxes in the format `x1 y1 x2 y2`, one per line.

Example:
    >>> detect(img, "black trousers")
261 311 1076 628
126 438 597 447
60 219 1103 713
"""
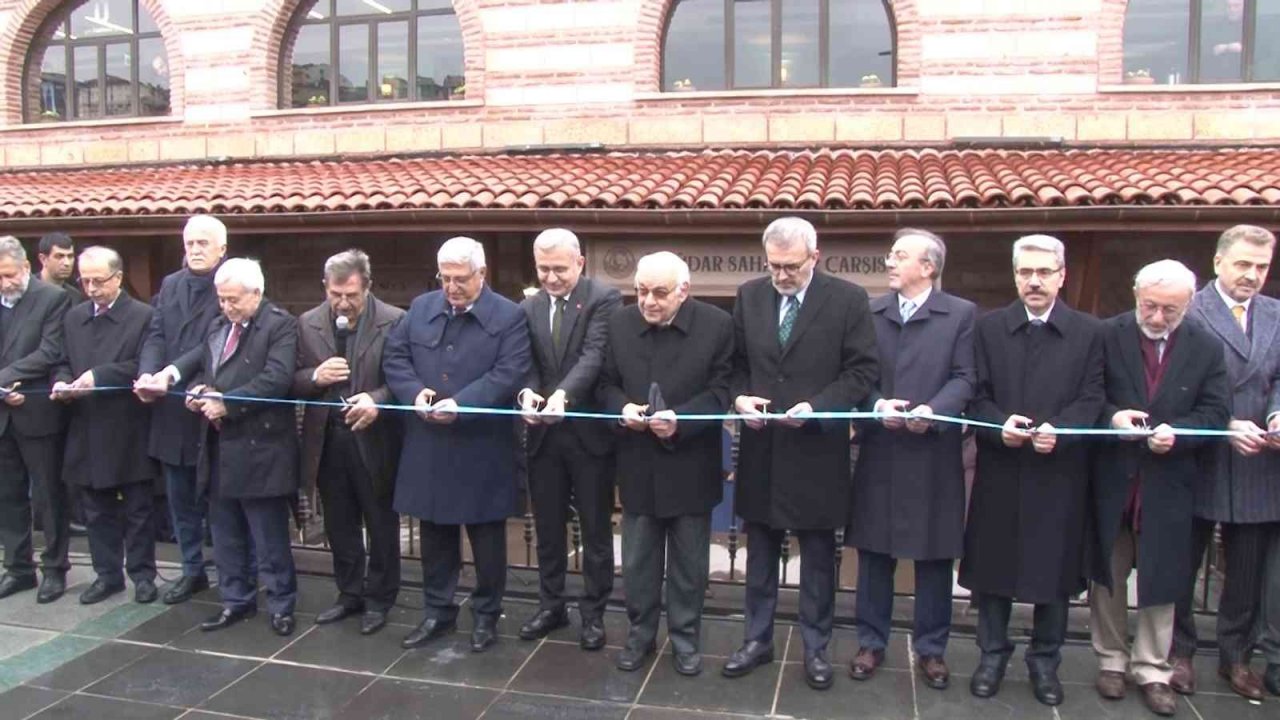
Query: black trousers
0 428 68 578
528 426 615 621
1173 518 1278 664
418 519 506 623
743 522 836 659
318 423 401 612
82 482 156 585
974 592 1067 674
621 511 710 656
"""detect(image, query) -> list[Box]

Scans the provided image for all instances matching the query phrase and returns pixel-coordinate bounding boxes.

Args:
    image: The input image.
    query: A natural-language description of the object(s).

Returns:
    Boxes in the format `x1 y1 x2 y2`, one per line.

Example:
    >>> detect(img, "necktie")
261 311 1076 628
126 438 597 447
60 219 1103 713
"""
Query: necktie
1231 304 1246 332
1156 339 1166 364
900 299 916 323
220 323 242 365
778 296 799 346
551 297 566 354
94 304 107 317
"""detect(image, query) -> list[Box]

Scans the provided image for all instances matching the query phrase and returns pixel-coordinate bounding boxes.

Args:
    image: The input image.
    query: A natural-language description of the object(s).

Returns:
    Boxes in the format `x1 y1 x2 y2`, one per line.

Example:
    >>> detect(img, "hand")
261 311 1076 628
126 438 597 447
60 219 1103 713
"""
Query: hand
734 395 770 431
1147 422 1175 454
2 383 23 407
313 357 350 387
414 388 436 422
906 404 934 434
50 380 74 403
776 401 813 429
428 397 458 424
876 398 910 430
200 391 227 422
1031 422 1057 454
1001 414 1033 448
133 371 171 403
70 369 95 398
621 403 649 432
541 391 567 425
184 384 208 413
1110 409 1150 441
649 409 677 439
1268 414 1280 451
1228 418 1266 456
518 388 544 426
342 392 379 431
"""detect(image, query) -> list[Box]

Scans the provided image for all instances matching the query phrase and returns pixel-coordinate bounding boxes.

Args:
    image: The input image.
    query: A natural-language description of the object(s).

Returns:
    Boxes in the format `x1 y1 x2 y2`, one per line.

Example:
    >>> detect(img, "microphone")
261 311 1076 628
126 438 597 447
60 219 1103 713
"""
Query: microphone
334 314 350 359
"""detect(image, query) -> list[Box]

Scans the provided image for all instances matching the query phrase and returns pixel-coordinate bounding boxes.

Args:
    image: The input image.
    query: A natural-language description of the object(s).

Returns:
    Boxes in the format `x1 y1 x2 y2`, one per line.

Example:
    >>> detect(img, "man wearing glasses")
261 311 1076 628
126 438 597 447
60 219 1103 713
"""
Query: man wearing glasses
384 236 532 653
722 217 878 690
959 235 1105 706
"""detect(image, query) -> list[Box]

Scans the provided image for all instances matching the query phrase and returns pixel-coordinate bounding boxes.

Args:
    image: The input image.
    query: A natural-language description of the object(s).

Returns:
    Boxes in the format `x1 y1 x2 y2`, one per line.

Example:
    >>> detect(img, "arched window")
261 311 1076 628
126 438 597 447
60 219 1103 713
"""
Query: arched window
280 0 464 108
1123 0 1279 84
25 0 170 123
662 0 895 92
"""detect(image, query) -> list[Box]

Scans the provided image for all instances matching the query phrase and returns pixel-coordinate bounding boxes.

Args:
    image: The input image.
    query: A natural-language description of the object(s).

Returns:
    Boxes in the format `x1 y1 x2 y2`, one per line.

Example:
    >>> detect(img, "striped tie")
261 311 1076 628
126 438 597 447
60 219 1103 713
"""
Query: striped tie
778 296 799 345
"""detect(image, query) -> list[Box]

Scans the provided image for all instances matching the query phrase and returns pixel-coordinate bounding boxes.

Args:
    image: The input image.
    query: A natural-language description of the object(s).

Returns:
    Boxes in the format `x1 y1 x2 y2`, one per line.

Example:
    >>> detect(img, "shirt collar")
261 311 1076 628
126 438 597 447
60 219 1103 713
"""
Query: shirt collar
900 286 931 310
1214 279 1251 312
1025 301 1055 324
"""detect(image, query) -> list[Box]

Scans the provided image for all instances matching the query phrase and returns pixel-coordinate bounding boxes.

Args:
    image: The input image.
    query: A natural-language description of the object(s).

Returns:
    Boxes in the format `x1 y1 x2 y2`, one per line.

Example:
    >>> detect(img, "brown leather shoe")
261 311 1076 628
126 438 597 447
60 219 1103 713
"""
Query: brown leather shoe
917 655 950 690
1168 656 1195 695
1139 682 1177 716
1096 670 1127 700
848 647 884 681
1218 663 1265 701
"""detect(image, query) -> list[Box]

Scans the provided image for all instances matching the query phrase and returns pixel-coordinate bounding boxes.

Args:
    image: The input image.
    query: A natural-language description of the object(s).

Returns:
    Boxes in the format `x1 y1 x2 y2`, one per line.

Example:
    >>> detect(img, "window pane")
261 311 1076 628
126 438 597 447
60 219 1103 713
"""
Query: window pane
138 2 159 33
780 0 819 87
734 0 771 88
417 0 454 10
1255 0 1280 80
302 0 332 21
69 0 134 39
104 42 132 116
138 36 170 116
1198 0 1245 82
38 46 67 120
1123 0 1189 84
416 12 463 100
337 0 410 16
376 20 409 100
73 45 100 119
829 0 893 88
662 0 725 91
338 24 369 102
291 23 332 107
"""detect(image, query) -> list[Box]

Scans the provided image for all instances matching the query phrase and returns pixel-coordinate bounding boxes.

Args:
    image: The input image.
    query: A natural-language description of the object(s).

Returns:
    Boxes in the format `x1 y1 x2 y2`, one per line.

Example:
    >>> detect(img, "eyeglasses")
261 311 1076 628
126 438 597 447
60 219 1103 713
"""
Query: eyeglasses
884 250 917 265
766 253 814 276
436 271 477 287
635 285 676 300
1015 267 1062 281
1138 301 1186 320
79 272 120 289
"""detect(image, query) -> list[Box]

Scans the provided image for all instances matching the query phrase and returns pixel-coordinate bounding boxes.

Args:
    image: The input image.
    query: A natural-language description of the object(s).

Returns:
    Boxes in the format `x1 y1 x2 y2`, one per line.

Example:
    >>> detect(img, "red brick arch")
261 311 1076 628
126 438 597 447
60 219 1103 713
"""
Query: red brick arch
634 0 921 92
254 0 487 111
1098 0 1133 84
0 0 185 124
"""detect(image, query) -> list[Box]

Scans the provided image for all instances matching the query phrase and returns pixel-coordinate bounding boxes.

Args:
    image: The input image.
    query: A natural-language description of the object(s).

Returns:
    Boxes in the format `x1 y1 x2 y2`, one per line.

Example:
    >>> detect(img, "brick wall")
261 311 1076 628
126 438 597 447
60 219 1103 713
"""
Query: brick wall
0 0 1277 170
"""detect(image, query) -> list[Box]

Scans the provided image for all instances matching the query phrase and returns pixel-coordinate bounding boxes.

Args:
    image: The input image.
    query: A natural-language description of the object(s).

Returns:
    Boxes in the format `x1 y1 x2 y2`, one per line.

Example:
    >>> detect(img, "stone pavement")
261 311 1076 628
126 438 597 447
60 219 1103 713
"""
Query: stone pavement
0 553 1276 719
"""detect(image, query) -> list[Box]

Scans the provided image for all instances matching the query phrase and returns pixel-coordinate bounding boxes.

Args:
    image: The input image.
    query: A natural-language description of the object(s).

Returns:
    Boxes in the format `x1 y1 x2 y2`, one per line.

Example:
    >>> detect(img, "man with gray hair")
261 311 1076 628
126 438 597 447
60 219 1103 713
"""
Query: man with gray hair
384 236 531 653
294 249 405 636
0 236 72 602
1088 259 1228 717
516 228 621 649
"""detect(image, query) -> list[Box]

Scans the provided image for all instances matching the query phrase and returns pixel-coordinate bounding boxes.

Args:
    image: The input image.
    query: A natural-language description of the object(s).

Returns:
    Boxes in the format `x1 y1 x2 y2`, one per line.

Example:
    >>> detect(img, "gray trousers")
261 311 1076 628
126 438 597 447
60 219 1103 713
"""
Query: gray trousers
621 511 710 656
1257 525 1280 665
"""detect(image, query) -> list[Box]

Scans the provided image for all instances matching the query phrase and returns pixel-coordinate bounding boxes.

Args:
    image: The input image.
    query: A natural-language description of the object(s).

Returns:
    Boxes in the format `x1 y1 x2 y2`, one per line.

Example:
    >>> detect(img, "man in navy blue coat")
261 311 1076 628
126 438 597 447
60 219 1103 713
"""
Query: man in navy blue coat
383 236 532 653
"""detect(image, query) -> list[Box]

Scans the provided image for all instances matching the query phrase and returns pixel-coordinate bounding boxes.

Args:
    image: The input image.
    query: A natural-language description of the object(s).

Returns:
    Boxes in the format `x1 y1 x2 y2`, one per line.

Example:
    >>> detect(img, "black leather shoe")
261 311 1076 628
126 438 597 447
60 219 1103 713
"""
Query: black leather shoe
360 611 388 636
134 580 158 604
722 640 775 678
162 574 209 605
518 608 568 641
805 653 834 690
1030 669 1064 706
471 618 498 652
36 574 65 604
1266 664 1280 696
270 613 295 637
68 522 88 537
401 618 456 649
79 577 124 605
580 619 606 651
0 573 37 599
201 605 258 632
970 663 1005 698
674 651 703 677
315 602 363 625
616 642 655 671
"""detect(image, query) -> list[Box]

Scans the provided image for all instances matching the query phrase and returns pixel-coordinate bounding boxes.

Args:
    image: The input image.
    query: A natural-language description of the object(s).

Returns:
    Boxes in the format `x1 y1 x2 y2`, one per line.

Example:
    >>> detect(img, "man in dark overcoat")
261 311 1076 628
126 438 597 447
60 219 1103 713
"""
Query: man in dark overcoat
846 228 976 691
958 235 1104 706
1170 225 1280 699
597 251 733 678
52 247 158 605
295 249 405 636
172 258 301 637
134 214 227 605
516 228 621 650
723 217 878 690
0 236 72 603
383 236 531 654
1088 259 1228 718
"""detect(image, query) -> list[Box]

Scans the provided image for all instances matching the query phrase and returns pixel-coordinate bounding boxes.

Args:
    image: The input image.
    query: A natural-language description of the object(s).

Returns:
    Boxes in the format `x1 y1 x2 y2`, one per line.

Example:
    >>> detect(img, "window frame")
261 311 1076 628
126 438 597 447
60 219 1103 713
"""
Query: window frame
660 0 897 92
1128 0 1270 83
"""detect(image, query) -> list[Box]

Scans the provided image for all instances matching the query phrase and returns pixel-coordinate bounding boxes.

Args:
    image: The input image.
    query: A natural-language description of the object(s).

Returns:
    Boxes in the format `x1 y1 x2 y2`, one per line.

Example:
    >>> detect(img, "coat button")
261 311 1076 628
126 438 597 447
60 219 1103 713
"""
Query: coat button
442 373 449 381
446 344 453 352
777 376 785 383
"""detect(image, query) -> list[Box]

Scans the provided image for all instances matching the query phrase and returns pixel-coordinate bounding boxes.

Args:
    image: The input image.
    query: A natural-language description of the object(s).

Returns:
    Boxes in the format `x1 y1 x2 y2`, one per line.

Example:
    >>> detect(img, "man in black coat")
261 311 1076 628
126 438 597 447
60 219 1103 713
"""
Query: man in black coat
723 217 879 690
0 236 72 603
517 228 621 650
134 215 227 605
51 247 158 605
171 258 301 637
1088 259 1229 718
959 235 1105 706
598 251 733 678
37 232 82 304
